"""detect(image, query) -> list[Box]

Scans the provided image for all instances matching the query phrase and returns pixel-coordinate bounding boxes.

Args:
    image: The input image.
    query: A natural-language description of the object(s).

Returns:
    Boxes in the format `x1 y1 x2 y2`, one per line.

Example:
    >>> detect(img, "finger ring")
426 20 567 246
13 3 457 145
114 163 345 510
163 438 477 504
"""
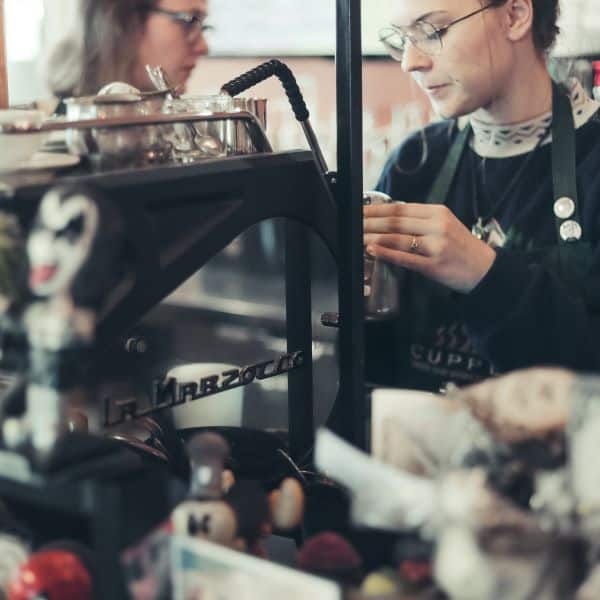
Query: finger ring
410 236 419 253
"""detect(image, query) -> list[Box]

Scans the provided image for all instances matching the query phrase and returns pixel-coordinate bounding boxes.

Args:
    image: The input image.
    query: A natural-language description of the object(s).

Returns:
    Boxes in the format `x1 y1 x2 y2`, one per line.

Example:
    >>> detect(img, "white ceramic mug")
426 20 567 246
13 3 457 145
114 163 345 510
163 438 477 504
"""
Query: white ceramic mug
0 109 49 171
167 363 244 429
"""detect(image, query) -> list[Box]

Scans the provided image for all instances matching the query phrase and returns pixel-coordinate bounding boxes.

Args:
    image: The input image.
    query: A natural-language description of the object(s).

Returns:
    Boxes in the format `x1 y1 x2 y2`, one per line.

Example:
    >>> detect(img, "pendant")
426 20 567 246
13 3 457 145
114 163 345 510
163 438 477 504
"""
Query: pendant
471 217 507 249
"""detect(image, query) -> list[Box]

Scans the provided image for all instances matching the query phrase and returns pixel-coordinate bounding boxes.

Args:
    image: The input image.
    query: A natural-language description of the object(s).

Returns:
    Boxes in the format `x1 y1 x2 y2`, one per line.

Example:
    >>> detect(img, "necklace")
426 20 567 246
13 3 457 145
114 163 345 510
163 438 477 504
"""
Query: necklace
469 120 553 248
425 81 582 255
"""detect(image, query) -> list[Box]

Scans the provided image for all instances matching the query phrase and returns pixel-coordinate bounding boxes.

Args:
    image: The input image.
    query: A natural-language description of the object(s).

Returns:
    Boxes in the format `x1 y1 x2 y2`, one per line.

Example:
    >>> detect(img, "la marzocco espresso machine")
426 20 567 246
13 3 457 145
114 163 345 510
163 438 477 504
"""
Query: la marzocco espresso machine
0 53 367 597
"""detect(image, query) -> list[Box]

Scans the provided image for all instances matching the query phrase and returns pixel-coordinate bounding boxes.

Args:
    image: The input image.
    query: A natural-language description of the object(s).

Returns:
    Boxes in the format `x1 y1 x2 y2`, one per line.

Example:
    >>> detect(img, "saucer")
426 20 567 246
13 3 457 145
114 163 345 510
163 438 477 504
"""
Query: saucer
18 152 80 171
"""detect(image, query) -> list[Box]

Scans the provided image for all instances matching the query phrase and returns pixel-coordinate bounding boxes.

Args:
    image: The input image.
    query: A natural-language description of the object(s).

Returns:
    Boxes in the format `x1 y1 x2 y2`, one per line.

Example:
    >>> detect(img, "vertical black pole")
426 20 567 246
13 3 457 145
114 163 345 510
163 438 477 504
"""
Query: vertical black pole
336 0 366 449
285 220 314 461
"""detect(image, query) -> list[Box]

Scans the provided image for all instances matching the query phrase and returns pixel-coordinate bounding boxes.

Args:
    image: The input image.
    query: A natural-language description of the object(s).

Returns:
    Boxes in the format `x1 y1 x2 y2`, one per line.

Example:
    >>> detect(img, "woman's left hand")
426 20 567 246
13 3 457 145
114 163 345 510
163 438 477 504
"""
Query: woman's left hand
364 202 496 293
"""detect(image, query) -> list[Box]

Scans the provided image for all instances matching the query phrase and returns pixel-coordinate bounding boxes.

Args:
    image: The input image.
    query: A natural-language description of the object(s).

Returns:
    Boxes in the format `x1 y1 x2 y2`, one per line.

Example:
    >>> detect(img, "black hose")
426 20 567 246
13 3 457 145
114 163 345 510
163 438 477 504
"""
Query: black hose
221 59 309 122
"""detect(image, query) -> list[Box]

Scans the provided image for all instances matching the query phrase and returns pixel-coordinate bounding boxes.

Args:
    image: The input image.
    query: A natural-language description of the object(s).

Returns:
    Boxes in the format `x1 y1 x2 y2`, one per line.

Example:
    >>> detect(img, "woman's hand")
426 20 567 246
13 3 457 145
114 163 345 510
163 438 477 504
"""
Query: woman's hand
363 202 496 293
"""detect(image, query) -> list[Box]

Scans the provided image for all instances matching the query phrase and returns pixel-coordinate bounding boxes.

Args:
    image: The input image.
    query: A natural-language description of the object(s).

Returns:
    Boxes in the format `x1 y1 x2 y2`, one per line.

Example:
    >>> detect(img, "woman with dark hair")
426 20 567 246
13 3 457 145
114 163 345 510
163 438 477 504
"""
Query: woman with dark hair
78 0 210 95
364 0 600 391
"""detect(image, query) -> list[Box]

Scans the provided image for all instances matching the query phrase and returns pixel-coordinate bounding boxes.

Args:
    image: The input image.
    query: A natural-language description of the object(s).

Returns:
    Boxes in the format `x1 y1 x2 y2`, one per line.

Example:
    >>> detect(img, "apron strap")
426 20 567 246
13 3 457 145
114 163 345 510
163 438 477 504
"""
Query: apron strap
425 81 581 249
552 81 582 247
425 123 470 205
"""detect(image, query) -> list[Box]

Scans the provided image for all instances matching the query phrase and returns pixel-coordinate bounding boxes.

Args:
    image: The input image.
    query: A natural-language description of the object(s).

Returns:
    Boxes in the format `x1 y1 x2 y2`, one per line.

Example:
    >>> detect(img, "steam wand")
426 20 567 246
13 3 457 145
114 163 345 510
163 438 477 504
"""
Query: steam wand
221 59 329 176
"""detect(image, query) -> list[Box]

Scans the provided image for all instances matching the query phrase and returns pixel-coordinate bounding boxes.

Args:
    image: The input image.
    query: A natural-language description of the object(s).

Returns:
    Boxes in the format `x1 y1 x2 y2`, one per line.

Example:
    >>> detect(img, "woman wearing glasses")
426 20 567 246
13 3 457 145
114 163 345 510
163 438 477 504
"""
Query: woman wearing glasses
78 0 211 95
364 0 600 391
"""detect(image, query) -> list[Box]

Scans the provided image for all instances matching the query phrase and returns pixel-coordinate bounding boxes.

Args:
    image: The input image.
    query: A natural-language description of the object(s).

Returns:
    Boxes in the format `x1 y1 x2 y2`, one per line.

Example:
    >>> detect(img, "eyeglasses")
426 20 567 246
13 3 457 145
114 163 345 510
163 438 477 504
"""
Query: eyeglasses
150 7 214 41
378 4 494 62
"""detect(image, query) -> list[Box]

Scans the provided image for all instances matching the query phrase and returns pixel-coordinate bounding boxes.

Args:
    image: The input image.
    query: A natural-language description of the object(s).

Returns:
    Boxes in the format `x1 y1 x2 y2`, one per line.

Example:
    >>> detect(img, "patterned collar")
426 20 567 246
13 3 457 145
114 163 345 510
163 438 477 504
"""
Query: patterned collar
469 79 599 159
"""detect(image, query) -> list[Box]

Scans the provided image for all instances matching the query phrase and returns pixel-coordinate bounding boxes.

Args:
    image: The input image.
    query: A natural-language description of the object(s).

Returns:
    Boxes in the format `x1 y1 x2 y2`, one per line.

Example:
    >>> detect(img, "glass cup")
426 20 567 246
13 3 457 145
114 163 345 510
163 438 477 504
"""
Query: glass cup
164 94 233 162
363 191 401 320
166 363 244 429
229 97 268 154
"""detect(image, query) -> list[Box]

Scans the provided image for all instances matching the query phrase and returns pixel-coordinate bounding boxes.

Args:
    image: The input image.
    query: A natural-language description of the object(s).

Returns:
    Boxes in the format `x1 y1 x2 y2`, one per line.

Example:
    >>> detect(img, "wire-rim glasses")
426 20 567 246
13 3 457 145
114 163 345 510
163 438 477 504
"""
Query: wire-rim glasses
150 7 214 41
378 4 494 62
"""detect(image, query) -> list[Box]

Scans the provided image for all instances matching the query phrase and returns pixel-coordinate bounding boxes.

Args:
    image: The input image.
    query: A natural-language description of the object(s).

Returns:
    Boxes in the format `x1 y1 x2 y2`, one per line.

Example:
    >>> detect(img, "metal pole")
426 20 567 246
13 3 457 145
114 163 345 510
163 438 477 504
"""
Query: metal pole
336 0 366 449
0 0 8 108
285 220 314 462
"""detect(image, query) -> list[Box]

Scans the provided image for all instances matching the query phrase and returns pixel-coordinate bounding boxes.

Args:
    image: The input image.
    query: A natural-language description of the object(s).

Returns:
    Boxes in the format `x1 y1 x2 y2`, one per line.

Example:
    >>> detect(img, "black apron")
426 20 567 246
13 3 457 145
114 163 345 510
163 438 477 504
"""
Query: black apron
427 81 589 272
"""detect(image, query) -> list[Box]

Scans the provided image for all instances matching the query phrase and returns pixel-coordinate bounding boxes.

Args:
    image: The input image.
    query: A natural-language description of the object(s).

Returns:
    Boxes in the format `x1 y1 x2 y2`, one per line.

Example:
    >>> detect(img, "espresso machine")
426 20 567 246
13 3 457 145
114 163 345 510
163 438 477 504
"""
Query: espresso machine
0 48 369 595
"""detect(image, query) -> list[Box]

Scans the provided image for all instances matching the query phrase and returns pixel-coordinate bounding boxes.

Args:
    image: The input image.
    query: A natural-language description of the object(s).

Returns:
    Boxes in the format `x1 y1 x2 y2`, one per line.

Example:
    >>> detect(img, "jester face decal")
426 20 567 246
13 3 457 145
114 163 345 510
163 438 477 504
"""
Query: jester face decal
27 189 99 298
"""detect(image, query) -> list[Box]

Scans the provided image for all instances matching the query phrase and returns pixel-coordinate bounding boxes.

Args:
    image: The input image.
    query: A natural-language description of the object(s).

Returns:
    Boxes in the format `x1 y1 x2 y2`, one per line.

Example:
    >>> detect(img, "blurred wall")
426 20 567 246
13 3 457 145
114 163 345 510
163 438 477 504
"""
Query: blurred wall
554 0 600 57
9 0 600 185
5 0 44 104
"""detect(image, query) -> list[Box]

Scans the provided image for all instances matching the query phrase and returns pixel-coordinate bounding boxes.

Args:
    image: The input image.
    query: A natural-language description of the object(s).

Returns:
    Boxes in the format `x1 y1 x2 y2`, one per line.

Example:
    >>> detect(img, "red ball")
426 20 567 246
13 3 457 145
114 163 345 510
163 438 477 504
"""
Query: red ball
7 550 93 600
297 532 363 585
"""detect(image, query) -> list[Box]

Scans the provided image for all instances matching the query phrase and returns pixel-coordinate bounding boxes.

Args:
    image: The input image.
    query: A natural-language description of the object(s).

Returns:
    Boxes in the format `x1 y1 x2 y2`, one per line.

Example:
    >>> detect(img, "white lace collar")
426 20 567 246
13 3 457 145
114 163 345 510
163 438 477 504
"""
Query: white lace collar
468 79 599 159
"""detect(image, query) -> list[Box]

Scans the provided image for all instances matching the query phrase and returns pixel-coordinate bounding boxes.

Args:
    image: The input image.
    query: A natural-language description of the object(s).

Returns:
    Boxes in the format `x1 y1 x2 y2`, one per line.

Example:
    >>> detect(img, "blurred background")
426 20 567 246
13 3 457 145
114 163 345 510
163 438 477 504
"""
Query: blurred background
5 0 600 187
4 0 600 435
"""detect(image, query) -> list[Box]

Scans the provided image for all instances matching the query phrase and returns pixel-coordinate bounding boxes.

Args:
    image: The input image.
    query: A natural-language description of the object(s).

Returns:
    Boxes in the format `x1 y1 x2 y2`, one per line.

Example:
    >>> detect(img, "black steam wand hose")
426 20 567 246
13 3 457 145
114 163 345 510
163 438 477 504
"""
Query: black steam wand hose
221 60 329 176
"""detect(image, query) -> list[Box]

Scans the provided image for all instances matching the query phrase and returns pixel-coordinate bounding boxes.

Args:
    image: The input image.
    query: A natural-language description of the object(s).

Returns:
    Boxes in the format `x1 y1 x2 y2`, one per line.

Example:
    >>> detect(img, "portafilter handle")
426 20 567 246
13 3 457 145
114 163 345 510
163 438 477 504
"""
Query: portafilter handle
221 59 329 175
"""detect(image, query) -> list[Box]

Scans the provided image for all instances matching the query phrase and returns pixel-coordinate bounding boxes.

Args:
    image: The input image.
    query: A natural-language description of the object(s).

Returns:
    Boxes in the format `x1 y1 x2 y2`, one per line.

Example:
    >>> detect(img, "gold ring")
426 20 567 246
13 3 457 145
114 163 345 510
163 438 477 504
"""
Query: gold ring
410 236 419 253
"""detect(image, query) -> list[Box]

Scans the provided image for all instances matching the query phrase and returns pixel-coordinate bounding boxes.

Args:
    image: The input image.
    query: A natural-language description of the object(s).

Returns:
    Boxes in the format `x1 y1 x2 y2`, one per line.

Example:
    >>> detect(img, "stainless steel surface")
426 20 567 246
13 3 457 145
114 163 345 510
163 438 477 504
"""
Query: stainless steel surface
145 65 218 161
165 95 234 159
231 98 268 155
144 65 269 156
1 111 273 170
145 64 181 98
63 92 171 164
